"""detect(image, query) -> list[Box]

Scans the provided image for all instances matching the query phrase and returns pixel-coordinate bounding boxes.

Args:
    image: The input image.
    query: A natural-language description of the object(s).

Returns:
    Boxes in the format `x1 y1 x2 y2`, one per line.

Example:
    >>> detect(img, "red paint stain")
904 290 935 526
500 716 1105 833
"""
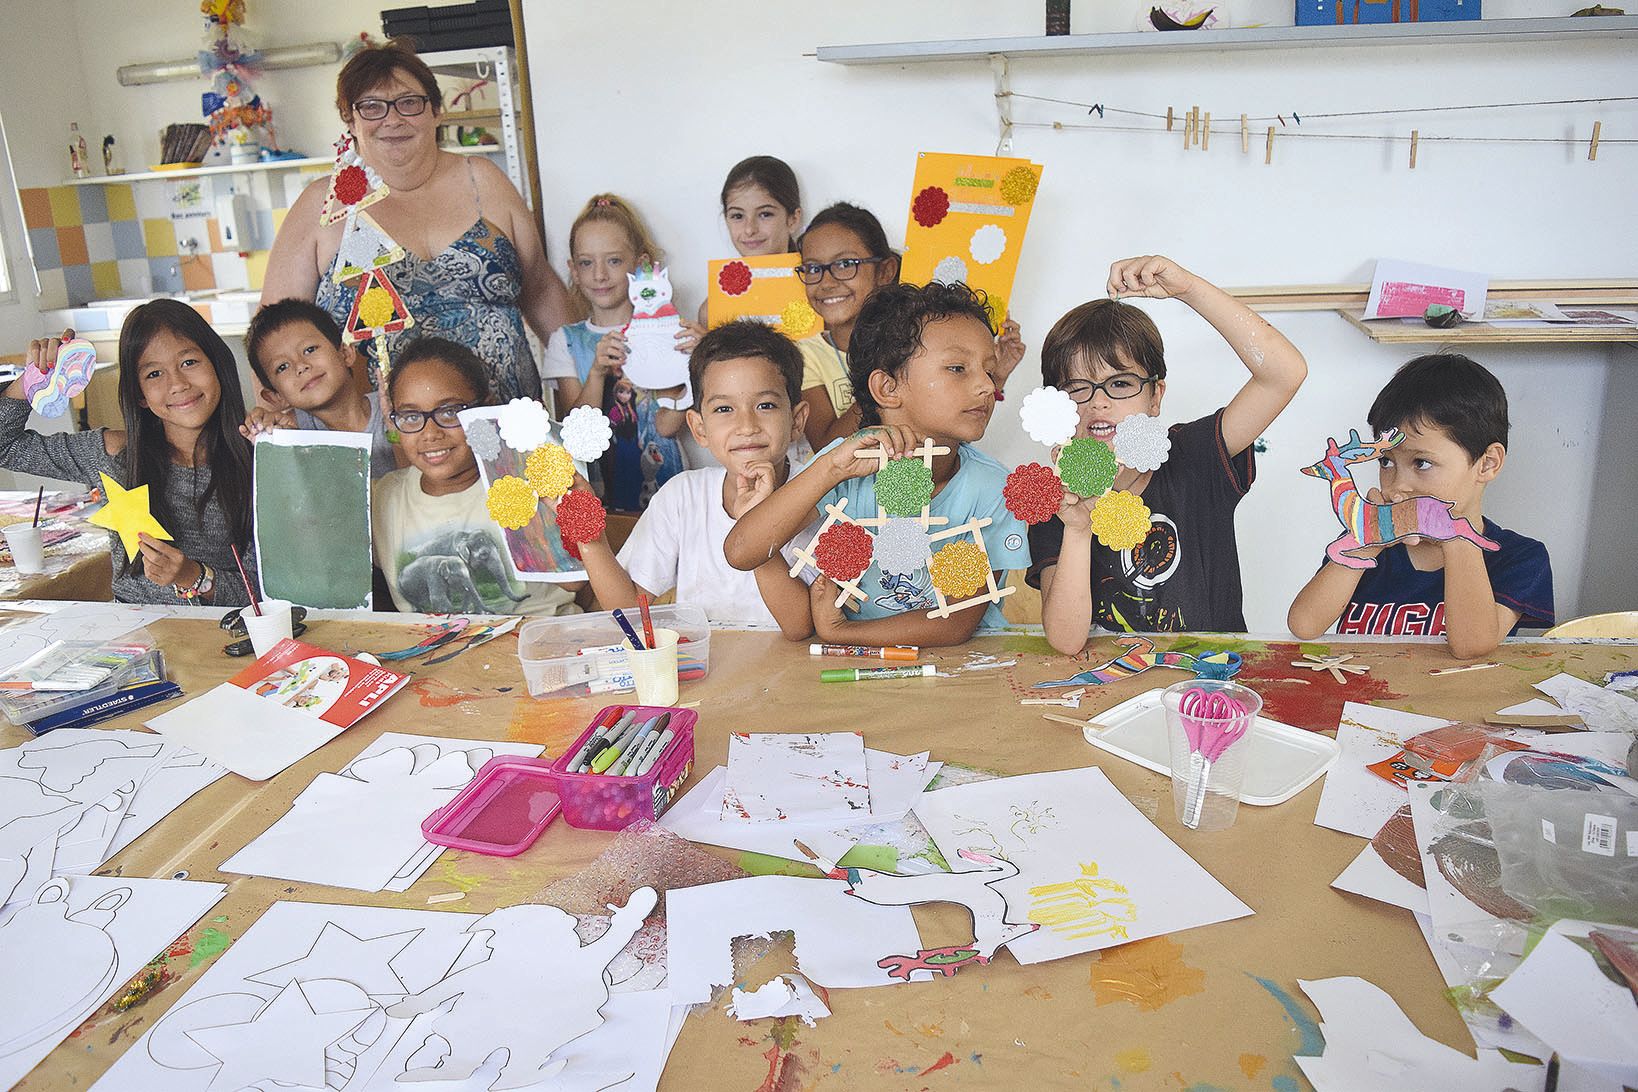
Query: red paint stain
923 1051 958 1075
410 677 475 709
754 1043 806 1092
1235 643 1405 730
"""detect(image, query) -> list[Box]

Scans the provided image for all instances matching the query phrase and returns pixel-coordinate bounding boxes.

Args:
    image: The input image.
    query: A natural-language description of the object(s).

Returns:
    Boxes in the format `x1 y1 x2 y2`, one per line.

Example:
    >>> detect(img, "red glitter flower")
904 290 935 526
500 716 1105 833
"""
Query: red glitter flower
911 186 950 229
555 488 607 546
333 164 369 206
1003 463 1065 525
717 260 753 297
814 522 874 582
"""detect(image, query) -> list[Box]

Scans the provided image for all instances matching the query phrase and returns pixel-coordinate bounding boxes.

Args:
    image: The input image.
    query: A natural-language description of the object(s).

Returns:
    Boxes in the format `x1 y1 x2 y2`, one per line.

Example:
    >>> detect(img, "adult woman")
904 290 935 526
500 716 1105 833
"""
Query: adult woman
261 39 570 403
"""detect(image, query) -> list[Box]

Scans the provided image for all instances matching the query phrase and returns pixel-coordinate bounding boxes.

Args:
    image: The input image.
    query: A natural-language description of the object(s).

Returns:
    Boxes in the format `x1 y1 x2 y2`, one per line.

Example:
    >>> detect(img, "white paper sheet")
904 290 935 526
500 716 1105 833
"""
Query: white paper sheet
1535 673 1638 736
93 893 663 1092
0 874 226 1089
665 875 923 1002
1364 259 1489 320
661 766 861 864
1293 976 1541 1090
912 766 1253 964
0 601 170 675
1332 838 1429 915
1313 703 1451 838
1491 920 1638 1087
860 749 941 822
221 734 540 892
729 975 831 1026
722 732 871 823
145 682 356 781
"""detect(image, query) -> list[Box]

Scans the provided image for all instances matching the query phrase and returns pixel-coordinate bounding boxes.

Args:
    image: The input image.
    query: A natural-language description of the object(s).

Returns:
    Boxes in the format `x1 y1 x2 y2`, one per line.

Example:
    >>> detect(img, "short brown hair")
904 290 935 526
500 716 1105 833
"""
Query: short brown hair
1040 299 1167 387
335 38 442 123
688 321 804 407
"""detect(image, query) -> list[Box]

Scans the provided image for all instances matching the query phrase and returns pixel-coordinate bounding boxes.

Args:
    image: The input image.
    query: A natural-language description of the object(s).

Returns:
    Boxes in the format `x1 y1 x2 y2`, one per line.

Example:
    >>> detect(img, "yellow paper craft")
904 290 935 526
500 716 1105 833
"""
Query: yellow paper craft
901 151 1045 329
706 253 815 335
89 472 171 561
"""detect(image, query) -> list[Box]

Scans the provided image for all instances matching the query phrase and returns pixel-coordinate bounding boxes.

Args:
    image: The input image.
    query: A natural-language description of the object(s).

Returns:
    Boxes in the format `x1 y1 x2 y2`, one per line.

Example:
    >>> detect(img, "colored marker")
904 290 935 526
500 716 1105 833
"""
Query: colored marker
820 664 937 683
636 592 657 652
620 713 673 776
612 712 669 775
576 710 637 772
612 609 646 651
593 713 656 774
565 707 624 771
809 643 918 662
633 729 675 776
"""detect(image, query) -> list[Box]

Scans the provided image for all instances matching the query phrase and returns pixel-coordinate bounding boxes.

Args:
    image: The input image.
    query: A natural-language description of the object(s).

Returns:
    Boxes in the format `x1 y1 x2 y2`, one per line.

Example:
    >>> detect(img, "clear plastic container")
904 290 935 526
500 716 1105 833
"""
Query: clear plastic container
516 603 709 699
1164 679 1262 831
0 641 157 726
548 704 696 830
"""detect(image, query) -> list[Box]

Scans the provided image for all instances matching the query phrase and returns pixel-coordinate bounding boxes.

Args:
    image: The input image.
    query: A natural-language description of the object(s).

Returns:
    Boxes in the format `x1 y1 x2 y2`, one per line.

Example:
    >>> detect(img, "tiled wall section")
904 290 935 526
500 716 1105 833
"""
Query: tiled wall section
18 175 296 311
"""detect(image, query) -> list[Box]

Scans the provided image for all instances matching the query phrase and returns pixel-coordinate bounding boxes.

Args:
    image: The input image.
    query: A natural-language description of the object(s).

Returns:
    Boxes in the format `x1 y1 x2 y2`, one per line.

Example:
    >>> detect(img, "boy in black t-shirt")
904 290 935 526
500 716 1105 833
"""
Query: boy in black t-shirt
1028 256 1308 651
1288 354 1553 658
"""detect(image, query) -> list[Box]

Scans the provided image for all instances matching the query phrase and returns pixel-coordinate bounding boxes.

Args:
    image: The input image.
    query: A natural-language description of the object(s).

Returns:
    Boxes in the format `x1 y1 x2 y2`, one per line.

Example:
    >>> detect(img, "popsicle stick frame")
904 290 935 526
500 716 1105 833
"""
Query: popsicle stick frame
925 517 1014 620
786 498 872 608
853 439 952 528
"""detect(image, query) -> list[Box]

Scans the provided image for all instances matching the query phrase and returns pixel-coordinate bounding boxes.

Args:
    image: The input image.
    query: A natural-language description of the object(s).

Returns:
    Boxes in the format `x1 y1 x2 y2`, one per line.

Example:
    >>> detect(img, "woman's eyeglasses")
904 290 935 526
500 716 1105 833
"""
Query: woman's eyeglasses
352 94 432 121
1061 375 1157 403
389 402 469 433
794 256 888 285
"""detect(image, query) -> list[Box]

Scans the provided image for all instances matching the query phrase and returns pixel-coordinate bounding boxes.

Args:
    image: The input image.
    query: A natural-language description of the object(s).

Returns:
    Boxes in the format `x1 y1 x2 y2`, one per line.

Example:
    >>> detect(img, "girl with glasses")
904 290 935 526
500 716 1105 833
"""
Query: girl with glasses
1028 255 1309 648
372 337 579 616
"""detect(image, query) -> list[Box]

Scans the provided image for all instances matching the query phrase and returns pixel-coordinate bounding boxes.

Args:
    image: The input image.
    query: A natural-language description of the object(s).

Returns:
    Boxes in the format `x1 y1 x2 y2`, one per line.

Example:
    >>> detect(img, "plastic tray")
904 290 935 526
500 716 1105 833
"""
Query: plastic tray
421 756 562 856
516 604 709 699
0 641 156 726
1081 686 1340 805
548 705 696 830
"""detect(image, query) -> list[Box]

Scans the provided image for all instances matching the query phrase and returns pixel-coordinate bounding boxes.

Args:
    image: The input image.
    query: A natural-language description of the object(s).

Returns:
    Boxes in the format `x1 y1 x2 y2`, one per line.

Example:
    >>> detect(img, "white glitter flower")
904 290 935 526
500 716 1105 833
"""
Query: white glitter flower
1019 386 1079 447
1114 413 1171 472
874 517 933 575
496 397 551 453
560 405 614 462
932 255 969 285
464 417 501 461
969 223 1007 265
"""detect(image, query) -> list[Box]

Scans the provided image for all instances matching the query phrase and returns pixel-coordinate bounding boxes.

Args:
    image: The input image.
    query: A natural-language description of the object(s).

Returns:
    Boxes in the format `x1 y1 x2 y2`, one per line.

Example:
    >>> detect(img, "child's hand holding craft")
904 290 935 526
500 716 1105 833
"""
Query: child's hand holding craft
137 533 194 589
1057 489 1097 537
993 318 1026 390
674 318 706 356
239 406 296 440
1106 255 1198 302
592 330 628 377
9 328 74 401
828 425 920 482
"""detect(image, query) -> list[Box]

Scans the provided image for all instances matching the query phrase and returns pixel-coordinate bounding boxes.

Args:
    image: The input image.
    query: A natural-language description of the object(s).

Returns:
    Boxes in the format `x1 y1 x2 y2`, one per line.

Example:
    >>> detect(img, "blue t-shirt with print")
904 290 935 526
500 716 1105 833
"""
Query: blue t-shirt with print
814 441 1029 630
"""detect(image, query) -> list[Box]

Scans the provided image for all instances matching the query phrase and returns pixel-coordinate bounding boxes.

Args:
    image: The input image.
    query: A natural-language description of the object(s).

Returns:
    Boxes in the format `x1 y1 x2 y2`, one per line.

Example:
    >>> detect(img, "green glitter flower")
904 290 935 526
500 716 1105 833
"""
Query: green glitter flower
1057 437 1117 497
875 457 934 517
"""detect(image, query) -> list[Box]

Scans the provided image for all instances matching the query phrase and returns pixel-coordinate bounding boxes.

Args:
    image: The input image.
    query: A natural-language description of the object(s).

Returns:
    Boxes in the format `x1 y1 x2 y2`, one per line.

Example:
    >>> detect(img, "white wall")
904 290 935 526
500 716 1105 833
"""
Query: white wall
525 0 1637 631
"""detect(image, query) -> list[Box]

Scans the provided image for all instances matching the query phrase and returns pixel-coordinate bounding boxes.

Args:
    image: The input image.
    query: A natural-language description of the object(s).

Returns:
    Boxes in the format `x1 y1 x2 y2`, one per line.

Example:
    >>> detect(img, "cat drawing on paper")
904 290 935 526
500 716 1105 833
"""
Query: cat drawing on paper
627 262 678 319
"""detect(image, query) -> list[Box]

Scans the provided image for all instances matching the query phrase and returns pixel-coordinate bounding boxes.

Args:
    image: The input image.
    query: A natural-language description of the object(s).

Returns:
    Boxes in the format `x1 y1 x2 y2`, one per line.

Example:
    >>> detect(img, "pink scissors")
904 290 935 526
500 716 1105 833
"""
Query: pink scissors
1177 685 1254 827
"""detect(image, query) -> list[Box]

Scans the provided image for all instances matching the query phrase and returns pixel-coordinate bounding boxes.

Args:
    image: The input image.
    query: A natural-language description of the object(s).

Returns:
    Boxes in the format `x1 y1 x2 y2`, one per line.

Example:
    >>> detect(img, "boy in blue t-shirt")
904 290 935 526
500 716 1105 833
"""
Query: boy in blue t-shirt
1288 354 1553 658
725 281 1028 647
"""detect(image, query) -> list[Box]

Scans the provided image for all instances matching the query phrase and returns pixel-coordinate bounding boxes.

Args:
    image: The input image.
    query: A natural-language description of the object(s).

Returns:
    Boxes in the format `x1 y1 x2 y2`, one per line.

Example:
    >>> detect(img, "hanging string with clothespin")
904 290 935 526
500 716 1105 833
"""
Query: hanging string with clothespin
1590 121 1602 161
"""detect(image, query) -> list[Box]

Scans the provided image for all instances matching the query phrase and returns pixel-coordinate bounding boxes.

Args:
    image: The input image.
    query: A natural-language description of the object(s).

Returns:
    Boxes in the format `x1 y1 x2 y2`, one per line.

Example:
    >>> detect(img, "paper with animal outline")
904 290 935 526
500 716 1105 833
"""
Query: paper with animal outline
0 601 169 676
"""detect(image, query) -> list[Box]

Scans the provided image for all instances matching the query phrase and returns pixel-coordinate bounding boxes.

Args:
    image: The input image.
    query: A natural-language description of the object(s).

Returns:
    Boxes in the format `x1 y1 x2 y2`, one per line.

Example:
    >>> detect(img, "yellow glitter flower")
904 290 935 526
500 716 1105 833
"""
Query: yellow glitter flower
524 443 575 499
1090 490 1152 551
985 293 1008 335
357 285 396 329
781 299 820 338
999 165 1040 207
486 476 538 530
929 539 990 600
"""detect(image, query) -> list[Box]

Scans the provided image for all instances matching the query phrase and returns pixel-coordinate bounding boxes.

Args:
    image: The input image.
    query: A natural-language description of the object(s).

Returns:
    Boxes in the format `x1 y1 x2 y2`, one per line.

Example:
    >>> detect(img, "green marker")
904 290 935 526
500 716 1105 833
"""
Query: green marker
820 664 936 683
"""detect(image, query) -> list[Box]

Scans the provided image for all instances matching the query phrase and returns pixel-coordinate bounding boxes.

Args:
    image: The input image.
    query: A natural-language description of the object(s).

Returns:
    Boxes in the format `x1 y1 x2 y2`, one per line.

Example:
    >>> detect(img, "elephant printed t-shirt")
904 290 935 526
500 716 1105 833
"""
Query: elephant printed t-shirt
373 468 579 616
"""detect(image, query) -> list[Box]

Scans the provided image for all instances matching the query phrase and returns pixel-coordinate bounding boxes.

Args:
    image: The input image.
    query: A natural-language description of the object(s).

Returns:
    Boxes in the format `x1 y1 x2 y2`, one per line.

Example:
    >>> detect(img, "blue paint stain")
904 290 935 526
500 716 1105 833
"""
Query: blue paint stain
1183 1084 1231 1092
1250 974 1325 1057
1272 1077 1300 1092
970 1052 983 1065
831 1063 842 1073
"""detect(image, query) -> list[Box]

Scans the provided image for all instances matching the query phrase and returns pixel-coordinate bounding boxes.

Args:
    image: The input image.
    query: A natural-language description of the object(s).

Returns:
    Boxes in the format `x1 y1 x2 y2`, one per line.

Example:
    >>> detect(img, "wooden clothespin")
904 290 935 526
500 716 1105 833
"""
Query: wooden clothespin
1183 108 1193 148
1167 106 1175 132
1240 114 1249 154
1589 120 1602 162
1202 112 1212 151
1265 125 1275 165
1409 130 1419 170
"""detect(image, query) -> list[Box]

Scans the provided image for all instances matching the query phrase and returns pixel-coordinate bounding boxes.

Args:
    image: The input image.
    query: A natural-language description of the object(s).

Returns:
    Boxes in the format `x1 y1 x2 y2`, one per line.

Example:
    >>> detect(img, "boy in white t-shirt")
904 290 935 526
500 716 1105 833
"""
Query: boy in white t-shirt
575 321 814 637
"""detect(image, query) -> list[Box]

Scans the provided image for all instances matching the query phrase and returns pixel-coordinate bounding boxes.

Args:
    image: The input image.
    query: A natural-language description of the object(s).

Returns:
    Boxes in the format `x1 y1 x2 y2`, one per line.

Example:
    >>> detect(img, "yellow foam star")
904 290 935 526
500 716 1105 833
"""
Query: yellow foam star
89 472 171 560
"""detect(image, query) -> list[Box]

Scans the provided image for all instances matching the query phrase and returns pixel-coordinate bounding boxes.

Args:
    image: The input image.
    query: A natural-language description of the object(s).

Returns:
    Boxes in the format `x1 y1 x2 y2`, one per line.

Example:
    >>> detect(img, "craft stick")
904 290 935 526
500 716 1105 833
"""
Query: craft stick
1484 712 1584 730
1409 129 1419 169
1428 661 1500 676
1266 126 1275 164
1041 712 1108 732
1589 120 1601 161
1202 112 1211 151
1241 113 1249 153
1328 666 1345 685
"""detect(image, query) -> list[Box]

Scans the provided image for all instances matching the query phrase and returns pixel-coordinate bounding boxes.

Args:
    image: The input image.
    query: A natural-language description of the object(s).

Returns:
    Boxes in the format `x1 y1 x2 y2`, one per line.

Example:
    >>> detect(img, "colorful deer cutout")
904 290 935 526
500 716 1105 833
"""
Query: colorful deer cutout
1303 428 1498 570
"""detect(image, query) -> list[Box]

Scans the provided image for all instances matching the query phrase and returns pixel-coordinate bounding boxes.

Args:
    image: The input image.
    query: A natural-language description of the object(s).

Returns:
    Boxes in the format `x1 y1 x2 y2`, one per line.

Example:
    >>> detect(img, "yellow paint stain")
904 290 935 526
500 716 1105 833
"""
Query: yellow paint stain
1023 984 1054 1001
1114 1048 1151 1073
506 699 577 746
435 857 485 893
1088 936 1207 1012
915 1022 944 1038
1239 1052 1267 1079
1029 862 1137 942
884 1019 907 1037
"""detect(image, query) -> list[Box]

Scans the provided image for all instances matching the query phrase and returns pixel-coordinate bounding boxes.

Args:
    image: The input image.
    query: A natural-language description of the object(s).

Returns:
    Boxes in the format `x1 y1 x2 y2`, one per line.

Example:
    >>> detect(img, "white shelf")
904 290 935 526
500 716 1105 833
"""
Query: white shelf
816 15 1638 64
64 156 329 187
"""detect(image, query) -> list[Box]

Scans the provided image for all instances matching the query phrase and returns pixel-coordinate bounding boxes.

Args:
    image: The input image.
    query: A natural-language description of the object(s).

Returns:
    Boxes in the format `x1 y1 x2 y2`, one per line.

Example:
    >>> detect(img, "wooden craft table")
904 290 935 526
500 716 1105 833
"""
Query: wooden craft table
0 530 113 602
15 617 1636 1091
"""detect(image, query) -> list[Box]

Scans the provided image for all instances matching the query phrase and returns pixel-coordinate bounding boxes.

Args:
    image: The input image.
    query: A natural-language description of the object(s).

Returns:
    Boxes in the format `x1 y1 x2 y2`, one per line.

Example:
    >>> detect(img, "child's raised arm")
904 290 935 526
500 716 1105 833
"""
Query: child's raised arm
1 331 126 473
1108 256 1307 458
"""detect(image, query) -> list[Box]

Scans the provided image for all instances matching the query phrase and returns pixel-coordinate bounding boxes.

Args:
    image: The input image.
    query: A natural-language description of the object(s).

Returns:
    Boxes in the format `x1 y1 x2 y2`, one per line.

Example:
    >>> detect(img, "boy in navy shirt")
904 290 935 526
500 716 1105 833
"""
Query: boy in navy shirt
1288 354 1553 658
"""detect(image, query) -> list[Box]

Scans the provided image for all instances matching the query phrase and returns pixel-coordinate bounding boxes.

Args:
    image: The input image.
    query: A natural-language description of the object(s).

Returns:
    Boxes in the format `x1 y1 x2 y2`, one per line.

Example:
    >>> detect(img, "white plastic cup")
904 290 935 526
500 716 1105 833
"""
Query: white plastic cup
243 598 294 659
1163 679 1261 831
626 627 680 706
3 525 46 574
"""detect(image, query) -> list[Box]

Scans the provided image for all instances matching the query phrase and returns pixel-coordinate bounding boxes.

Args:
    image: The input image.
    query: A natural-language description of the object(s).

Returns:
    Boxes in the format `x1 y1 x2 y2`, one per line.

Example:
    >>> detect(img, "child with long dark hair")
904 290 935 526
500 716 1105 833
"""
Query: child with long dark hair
1 300 257 604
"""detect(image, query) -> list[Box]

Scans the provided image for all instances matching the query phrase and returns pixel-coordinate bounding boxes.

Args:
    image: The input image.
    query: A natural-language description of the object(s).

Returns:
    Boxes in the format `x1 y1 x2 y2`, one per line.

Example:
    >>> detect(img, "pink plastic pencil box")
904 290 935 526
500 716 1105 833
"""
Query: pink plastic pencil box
421 705 696 855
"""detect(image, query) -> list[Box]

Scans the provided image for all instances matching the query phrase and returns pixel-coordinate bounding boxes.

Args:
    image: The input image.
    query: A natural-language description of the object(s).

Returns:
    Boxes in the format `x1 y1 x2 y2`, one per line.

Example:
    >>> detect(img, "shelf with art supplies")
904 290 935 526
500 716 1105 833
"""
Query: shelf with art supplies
61 154 329 187
815 15 1638 65
419 45 535 208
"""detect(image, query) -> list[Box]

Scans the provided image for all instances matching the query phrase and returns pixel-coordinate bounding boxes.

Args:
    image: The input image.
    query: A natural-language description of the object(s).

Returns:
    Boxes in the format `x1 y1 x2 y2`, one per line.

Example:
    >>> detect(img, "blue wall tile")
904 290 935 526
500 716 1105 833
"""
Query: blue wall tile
27 226 60 269
63 263 95 306
76 185 108 223
111 218 146 259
